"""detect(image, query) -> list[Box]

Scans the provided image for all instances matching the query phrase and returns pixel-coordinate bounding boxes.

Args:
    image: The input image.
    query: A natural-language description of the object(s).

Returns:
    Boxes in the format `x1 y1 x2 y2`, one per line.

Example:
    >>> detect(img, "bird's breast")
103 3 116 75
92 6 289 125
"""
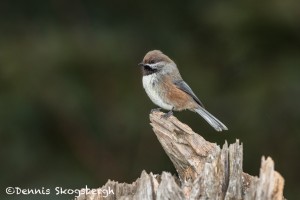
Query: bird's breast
142 74 173 110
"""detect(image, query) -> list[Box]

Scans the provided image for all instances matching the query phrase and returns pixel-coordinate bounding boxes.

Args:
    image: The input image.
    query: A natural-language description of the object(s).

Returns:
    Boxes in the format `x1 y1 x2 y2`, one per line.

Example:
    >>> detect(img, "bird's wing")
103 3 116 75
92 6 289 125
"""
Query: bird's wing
174 80 205 108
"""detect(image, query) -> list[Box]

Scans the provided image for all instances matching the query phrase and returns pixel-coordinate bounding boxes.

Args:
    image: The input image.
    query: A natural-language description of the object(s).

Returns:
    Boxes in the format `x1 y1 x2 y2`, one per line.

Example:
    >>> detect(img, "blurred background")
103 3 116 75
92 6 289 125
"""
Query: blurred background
0 0 299 199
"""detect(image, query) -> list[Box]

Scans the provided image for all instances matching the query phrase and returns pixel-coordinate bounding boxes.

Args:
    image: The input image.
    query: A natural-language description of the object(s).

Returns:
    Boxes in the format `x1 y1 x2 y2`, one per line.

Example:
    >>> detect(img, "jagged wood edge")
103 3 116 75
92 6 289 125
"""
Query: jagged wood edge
76 111 284 200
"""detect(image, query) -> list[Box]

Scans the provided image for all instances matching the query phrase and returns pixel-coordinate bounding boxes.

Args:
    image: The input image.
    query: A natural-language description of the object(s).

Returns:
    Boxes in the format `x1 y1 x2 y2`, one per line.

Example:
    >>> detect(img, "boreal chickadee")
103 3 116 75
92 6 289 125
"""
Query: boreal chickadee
139 50 228 132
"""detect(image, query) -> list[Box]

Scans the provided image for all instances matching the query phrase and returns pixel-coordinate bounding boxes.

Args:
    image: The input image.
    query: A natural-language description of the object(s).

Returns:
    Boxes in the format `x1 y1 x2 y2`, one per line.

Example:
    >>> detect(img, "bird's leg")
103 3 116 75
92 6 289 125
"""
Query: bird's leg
151 108 161 113
162 108 173 119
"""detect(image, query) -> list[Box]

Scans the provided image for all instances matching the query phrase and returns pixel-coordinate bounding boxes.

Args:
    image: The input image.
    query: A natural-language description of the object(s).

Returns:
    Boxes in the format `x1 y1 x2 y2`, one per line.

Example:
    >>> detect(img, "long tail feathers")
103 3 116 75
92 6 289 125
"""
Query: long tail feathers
195 107 228 132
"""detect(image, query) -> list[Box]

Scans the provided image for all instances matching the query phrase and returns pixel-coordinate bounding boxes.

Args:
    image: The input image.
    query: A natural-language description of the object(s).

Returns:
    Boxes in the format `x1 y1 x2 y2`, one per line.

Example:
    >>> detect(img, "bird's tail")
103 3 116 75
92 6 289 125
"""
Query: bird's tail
194 107 228 132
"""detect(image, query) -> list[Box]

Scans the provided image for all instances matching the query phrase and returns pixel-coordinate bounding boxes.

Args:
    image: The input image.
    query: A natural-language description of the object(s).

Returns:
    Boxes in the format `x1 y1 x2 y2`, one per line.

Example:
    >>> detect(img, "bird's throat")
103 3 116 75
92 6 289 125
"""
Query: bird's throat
142 65 157 76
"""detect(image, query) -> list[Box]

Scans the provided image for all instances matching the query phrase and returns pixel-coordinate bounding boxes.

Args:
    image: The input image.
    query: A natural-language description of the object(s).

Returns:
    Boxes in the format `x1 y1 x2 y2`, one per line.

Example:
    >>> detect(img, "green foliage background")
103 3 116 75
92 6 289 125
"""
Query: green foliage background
0 0 299 199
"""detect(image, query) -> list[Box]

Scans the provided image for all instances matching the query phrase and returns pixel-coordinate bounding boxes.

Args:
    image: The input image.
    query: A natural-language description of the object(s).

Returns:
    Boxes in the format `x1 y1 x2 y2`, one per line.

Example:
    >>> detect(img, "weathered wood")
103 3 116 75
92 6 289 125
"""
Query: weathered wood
244 157 285 200
76 111 284 200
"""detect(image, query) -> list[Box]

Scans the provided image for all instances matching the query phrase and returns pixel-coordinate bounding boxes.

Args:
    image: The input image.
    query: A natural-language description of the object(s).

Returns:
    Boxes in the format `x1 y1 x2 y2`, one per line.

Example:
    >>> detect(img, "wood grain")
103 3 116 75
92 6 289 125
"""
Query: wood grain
76 111 284 200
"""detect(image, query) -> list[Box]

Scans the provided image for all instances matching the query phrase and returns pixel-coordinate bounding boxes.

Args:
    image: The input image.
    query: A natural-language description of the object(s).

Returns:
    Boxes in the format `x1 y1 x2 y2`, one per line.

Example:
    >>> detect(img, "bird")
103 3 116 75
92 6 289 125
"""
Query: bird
138 50 228 132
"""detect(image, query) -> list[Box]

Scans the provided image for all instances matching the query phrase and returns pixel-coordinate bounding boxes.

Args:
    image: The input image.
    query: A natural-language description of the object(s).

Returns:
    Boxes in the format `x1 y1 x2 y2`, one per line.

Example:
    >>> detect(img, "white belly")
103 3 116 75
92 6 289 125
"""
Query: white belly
142 74 173 110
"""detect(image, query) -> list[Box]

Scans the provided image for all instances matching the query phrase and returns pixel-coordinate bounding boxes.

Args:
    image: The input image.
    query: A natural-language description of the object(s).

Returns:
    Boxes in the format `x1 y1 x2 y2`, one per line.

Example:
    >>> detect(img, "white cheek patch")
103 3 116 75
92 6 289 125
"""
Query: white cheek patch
142 74 173 110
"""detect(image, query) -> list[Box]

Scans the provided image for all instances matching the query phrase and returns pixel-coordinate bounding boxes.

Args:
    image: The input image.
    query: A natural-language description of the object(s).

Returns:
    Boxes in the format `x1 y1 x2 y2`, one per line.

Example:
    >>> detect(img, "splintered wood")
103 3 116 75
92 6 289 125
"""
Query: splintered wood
76 111 284 200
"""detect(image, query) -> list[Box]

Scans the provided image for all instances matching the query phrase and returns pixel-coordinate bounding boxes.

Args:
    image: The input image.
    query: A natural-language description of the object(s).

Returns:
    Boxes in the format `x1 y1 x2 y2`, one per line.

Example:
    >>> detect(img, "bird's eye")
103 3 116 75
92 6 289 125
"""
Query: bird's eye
149 60 155 64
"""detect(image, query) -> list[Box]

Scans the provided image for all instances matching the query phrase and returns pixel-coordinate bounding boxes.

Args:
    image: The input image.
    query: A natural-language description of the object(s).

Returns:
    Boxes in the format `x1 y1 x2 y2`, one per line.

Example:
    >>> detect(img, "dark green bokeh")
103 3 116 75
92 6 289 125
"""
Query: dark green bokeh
0 0 299 199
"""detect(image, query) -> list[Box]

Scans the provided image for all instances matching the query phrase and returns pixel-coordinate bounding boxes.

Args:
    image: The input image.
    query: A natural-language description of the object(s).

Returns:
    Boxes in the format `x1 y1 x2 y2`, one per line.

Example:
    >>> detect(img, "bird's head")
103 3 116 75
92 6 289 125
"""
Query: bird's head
139 50 176 76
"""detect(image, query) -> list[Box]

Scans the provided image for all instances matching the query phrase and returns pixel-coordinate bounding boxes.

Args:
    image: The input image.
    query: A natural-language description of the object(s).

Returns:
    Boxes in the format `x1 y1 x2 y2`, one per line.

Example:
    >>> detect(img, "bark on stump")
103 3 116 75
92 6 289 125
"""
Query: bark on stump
76 111 284 200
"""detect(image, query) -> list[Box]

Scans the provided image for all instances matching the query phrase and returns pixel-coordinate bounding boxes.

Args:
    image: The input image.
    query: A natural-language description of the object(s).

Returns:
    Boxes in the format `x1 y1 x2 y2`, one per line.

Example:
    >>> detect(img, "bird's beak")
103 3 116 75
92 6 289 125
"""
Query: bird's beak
138 62 145 67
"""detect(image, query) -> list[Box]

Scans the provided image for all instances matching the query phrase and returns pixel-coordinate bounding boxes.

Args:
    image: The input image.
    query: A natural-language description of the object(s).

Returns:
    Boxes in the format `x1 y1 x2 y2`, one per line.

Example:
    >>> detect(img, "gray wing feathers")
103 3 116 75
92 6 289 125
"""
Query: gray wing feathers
174 80 228 132
174 80 204 107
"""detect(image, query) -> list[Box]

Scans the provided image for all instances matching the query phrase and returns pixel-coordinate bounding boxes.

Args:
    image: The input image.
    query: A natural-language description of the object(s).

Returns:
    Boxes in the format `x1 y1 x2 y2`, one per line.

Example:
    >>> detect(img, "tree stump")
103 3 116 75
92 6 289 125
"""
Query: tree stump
76 111 284 200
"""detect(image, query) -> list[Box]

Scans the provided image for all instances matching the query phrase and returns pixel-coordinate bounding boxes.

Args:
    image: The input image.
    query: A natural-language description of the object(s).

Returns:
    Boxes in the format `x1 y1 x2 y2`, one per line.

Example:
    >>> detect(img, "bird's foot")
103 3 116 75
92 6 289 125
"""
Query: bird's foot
151 108 161 113
162 110 173 119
